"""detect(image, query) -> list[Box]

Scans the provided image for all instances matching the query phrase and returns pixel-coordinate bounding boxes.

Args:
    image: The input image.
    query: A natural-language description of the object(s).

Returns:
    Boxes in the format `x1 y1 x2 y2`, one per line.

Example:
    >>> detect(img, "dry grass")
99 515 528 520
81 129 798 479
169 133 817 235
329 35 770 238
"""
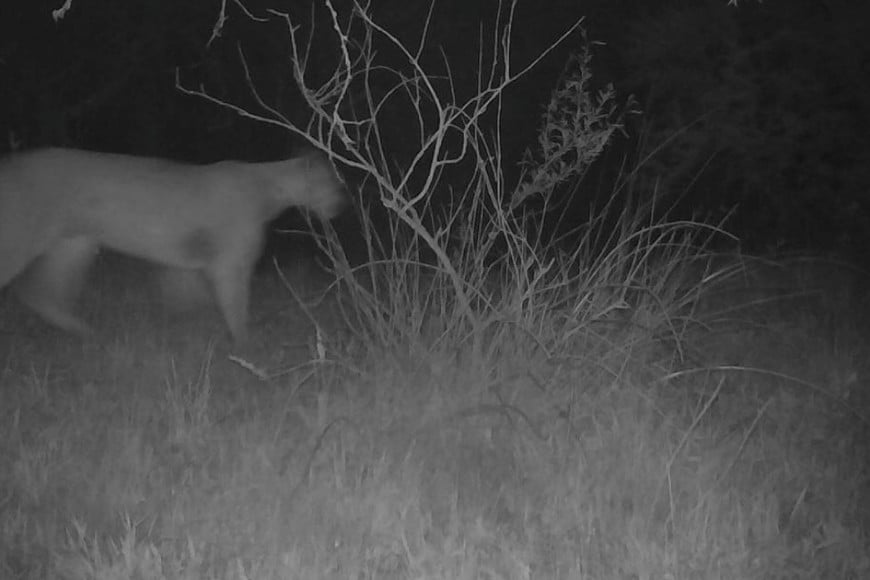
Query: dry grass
1 251 868 580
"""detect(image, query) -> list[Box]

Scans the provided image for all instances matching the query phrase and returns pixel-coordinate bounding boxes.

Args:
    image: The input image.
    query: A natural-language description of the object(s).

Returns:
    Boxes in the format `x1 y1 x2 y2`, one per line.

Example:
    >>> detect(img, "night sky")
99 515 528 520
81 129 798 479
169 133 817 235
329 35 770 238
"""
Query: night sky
2 0 868 257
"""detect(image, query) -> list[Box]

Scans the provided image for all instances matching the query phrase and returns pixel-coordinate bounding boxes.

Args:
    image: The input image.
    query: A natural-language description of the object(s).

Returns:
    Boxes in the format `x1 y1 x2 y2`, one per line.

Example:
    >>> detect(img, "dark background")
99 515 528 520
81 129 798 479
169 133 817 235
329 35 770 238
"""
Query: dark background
1 0 868 259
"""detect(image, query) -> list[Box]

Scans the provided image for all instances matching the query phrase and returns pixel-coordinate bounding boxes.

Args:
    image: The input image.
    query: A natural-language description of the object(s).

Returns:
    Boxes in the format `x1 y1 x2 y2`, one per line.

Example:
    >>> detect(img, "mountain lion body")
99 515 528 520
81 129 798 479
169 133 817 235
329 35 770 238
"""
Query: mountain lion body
0 148 347 341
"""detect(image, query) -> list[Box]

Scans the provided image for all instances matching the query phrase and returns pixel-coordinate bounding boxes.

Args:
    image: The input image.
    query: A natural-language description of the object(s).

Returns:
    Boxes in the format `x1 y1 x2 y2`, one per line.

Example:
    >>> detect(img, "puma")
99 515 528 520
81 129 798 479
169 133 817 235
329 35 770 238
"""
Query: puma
0 147 348 341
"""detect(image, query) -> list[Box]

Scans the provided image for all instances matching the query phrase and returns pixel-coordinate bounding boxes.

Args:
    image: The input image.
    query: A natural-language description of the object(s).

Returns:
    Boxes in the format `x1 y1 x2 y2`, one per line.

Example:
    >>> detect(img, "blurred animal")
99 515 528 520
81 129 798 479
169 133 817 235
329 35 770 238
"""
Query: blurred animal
0 148 347 341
